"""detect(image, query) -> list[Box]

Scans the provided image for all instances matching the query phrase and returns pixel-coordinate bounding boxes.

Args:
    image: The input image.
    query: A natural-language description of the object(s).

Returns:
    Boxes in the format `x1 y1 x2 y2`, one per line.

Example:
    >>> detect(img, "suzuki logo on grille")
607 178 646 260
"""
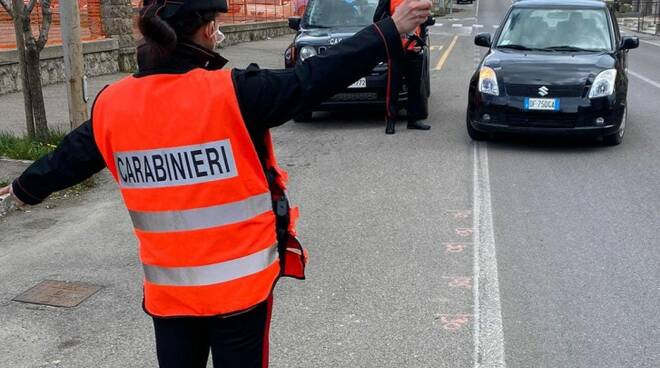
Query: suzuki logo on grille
538 86 549 96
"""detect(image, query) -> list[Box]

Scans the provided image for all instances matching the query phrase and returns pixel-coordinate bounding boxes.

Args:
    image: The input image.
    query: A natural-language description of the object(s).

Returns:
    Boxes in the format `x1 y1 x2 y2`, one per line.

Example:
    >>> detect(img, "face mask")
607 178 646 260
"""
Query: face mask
212 22 225 48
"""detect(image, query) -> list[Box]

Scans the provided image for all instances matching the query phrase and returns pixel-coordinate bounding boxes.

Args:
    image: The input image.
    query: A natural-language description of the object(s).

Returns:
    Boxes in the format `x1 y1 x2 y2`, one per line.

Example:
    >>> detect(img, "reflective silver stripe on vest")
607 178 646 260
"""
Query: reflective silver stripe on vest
129 192 272 232
143 244 278 286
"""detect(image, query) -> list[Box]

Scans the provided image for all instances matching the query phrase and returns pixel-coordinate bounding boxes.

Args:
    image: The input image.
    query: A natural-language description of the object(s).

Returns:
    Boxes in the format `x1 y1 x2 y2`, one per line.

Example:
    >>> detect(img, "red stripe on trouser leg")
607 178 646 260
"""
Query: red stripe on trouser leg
262 294 274 368
372 24 393 120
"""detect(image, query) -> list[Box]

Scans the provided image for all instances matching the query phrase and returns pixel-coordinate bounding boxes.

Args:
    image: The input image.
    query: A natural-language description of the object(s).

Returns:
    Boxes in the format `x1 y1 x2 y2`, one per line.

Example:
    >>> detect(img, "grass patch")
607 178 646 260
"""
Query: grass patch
0 180 8 187
0 130 67 161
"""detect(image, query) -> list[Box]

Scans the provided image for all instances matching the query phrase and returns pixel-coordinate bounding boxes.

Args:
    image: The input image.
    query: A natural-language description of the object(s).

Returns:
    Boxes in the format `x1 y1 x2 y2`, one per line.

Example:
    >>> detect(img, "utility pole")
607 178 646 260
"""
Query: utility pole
59 0 88 129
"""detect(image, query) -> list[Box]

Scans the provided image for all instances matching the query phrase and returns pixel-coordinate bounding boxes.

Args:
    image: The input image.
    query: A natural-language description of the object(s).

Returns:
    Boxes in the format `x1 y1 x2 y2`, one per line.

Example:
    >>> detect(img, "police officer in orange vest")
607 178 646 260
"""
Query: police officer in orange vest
0 0 431 366
374 0 433 134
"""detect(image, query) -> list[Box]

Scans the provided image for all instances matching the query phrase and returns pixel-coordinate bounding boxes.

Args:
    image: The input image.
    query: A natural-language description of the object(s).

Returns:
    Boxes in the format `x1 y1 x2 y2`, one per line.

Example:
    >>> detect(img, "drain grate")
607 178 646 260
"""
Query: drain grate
13 280 102 308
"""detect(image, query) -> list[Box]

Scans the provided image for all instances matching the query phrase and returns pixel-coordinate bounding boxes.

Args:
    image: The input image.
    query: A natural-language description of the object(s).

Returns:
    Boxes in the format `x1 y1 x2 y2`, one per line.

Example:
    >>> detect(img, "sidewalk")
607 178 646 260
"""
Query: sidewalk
0 35 293 368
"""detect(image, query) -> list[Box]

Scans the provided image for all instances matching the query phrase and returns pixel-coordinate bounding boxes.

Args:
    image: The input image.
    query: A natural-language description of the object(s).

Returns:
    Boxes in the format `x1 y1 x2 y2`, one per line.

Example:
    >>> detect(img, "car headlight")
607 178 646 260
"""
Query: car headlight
589 69 617 98
299 46 317 61
478 66 499 96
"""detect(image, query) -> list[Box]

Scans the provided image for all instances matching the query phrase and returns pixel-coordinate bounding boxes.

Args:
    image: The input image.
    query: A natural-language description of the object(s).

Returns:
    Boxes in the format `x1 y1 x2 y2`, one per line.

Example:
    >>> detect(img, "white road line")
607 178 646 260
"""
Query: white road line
493 25 499 28
472 1 506 365
473 24 484 28
473 142 506 368
640 39 660 48
629 70 660 89
453 23 464 28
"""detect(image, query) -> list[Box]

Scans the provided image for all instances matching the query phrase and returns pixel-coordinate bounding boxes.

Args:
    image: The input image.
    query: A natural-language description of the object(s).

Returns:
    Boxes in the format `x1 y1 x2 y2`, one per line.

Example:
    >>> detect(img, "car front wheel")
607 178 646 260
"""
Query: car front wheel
602 107 626 146
466 110 489 141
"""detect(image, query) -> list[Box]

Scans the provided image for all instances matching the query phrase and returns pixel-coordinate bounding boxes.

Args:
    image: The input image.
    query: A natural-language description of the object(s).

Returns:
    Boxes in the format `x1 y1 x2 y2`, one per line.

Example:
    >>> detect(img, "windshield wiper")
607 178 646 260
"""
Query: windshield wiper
304 23 332 29
542 45 596 52
497 44 536 51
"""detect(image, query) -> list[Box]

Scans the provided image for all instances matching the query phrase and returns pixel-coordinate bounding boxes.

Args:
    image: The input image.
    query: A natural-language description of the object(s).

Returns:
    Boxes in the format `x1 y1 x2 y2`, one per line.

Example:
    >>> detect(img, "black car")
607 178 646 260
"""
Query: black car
285 0 431 122
467 0 639 145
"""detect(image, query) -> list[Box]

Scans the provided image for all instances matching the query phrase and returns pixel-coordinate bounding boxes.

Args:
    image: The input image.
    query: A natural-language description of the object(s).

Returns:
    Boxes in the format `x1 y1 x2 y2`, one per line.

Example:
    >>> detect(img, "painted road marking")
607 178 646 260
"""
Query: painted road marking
456 228 474 237
640 39 660 48
439 314 472 331
493 25 499 28
473 24 484 28
453 23 464 28
473 142 506 368
446 209 473 219
430 45 445 51
445 242 472 253
629 70 660 89
434 35 459 71
444 276 474 289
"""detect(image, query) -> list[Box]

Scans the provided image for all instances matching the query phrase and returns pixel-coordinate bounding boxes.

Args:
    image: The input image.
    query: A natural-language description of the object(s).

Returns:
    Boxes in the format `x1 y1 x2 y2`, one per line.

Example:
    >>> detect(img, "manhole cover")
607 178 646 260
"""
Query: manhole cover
13 280 102 308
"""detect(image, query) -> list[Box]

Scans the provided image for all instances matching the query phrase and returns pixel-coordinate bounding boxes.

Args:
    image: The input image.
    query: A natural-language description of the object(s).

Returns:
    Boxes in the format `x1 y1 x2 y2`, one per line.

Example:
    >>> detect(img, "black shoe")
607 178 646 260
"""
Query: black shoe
407 120 431 130
386 120 396 134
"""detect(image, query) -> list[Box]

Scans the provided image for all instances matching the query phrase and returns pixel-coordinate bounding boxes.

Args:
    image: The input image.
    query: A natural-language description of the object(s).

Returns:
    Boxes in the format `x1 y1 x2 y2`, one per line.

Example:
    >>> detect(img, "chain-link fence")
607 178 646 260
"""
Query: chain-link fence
0 0 105 49
128 0 304 41
610 0 660 35
634 0 660 34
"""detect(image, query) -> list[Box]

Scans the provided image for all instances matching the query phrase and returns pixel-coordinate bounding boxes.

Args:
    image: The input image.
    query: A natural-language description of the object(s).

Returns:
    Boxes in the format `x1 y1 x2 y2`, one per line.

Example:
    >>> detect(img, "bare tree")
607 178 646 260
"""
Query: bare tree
1 0 53 142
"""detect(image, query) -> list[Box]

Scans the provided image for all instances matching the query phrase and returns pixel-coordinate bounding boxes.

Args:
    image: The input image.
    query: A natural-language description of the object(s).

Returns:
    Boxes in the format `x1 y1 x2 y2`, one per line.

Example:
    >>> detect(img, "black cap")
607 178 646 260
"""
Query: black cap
146 0 228 19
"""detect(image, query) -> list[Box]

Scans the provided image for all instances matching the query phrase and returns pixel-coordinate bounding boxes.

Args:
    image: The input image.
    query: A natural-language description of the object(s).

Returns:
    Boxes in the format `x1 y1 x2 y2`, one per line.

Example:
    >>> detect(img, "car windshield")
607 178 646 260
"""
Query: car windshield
496 8 613 51
304 0 379 28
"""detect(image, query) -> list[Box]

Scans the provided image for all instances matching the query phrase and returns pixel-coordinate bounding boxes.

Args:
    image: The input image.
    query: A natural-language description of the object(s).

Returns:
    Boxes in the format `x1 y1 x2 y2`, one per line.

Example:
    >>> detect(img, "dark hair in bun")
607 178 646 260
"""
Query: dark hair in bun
138 1 217 63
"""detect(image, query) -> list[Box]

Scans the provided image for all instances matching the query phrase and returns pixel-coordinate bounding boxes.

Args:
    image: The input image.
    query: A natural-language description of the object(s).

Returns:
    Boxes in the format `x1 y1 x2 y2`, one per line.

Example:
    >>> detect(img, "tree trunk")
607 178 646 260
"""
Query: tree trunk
25 46 49 142
11 0 35 138
20 2 50 142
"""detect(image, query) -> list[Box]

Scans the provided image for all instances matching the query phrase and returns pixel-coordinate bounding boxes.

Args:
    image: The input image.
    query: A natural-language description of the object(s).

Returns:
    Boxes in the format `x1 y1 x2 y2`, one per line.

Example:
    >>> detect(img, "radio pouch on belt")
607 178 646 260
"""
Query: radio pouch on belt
273 191 307 279
263 130 308 280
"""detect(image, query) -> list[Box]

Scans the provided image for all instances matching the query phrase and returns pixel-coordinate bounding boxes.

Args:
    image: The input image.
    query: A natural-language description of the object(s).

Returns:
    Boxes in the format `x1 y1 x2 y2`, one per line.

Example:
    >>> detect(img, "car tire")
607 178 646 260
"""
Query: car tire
293 111 313 123
466 111 489 141
602 107 626 146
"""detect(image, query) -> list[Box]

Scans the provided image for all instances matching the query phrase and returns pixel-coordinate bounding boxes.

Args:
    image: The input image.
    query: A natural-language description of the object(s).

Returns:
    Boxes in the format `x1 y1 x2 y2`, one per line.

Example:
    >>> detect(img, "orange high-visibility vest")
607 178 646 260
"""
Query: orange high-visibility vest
390 0 422 51
92 69 305 317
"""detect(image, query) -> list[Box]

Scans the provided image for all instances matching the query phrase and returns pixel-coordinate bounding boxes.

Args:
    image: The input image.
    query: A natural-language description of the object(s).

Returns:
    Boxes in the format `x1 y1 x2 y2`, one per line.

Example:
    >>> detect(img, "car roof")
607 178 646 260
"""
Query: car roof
512 0 608 9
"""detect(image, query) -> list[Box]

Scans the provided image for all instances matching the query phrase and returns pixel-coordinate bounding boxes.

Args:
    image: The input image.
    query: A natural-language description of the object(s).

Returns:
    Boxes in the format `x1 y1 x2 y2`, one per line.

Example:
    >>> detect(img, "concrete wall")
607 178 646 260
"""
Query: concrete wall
100 0 137 73
0 39 119 96
219 20 295 48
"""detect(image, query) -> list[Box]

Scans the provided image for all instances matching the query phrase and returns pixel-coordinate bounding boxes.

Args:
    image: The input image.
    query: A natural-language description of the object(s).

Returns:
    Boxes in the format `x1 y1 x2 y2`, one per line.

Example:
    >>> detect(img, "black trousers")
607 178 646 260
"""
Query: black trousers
386 50 426 123
152 295 273 368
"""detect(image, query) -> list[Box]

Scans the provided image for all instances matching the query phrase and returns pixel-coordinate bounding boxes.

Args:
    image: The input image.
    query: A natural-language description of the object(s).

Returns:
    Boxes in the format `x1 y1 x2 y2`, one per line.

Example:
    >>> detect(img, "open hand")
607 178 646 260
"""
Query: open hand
391 0 432 35
0 184 10 198
0 183 24 206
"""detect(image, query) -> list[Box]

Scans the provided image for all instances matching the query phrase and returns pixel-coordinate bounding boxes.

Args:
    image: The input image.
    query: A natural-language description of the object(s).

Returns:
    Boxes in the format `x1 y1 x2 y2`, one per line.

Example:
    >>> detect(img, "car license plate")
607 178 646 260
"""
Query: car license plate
524 98 560 111
348 78 367 89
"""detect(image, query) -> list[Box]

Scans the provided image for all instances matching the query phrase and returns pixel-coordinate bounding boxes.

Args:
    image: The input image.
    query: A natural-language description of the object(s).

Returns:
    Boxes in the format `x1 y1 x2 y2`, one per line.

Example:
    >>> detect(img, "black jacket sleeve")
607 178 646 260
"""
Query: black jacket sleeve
232 17 403 131
12 120 106 205
373 0 391 22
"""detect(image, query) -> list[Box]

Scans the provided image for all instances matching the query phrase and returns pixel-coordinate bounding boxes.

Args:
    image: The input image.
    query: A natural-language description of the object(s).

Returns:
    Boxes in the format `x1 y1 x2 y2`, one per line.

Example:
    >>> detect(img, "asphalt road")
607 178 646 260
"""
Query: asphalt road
1 1 658 367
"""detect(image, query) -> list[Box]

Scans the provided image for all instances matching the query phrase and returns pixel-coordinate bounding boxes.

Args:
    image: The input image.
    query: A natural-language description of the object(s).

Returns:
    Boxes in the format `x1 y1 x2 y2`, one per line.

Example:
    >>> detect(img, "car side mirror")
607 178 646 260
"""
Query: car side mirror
620 36 639 50
474 33 492 48
288 17 301 31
